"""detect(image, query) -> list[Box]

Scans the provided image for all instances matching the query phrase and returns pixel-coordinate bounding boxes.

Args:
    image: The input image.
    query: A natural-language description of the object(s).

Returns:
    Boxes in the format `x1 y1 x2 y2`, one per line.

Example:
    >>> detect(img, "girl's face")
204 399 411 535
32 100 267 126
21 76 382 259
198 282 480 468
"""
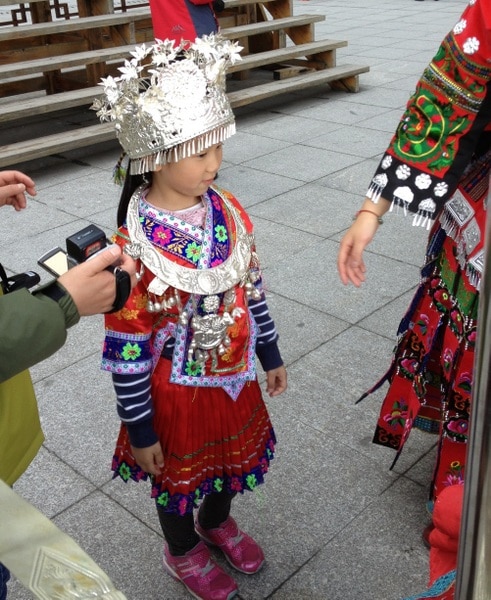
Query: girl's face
155 143 223 203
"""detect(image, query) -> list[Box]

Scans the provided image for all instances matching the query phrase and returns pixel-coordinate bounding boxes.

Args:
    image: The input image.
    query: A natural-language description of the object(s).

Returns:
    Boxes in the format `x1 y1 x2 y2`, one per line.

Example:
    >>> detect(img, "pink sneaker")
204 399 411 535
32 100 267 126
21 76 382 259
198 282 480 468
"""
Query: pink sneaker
195 517 265 575
163 541 238 600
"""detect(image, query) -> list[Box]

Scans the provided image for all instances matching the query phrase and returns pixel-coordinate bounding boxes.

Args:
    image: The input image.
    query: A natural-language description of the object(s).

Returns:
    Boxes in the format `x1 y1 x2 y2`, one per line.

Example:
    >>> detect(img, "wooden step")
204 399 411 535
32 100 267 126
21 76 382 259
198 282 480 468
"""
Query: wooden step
0 63 370 167
0 87 101 123
0 122 115 168
0 37 343 84
0 39 349 122
0 5 313 44
222 14 324 40
224 0 277 7
227 63 370 107
0 7 151 41
228 39 347 73
0 43 138 80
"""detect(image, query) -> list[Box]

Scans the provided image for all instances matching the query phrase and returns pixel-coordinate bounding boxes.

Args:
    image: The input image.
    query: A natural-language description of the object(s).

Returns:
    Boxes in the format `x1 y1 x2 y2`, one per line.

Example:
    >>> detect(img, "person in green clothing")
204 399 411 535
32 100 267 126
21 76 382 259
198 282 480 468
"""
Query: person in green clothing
0 169 137 600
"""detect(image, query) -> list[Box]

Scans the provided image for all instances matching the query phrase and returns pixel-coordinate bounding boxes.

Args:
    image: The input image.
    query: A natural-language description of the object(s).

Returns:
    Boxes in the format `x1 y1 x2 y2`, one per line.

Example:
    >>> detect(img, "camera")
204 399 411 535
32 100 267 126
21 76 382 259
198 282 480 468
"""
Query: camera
38 225 109 278
38 224 131 313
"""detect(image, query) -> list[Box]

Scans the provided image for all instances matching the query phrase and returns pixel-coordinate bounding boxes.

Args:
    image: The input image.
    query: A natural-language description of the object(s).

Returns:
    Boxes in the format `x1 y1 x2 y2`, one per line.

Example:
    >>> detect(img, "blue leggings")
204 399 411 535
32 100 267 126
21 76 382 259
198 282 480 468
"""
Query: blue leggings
0 563 9 600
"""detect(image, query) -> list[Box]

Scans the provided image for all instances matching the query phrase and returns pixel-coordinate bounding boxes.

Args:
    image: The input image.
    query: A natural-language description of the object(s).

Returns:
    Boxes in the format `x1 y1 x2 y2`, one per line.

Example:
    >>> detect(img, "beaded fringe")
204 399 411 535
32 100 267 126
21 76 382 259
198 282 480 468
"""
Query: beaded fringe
367 179 435 230
129 122 236 175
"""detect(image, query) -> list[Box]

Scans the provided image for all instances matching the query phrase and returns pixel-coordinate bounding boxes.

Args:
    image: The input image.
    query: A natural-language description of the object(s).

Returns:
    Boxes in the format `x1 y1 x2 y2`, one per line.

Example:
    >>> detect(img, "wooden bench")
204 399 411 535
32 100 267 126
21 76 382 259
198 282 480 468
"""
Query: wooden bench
0 40 357 123
0 8 151 41
0 0 370 167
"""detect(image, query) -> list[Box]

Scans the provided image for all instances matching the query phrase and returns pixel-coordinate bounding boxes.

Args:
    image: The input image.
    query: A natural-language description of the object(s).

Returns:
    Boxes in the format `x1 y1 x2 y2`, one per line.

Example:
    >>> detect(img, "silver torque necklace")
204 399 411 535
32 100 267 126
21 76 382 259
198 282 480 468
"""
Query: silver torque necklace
124 186 254 296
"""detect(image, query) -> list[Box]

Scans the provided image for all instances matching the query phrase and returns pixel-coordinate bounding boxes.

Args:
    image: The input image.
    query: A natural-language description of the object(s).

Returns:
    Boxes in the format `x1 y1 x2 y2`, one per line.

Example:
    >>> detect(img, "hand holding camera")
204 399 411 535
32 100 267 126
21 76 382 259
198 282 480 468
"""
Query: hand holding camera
38 225 136 314
58 245 135 315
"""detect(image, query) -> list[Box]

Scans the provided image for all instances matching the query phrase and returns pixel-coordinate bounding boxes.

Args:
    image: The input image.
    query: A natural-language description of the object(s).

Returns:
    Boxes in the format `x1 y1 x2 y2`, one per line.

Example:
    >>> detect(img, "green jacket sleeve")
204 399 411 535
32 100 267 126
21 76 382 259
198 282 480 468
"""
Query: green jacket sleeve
0 284 80 383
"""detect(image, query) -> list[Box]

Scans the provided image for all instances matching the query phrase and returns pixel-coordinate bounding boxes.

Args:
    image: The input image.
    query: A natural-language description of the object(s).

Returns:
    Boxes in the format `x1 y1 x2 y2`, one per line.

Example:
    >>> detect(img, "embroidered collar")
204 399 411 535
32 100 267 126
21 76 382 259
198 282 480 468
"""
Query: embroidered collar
125 184 253 296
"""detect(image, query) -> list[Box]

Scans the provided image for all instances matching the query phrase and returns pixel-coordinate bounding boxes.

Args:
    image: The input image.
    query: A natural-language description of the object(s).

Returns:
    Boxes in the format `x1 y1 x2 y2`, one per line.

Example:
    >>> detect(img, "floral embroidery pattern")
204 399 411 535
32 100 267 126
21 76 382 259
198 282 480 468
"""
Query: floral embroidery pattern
185 241 201 263
383 400 409 429
112 439 275 515
121 342 142 361
152 225 172 245
444 461 464 487
184 360 202 376
214 224 228 242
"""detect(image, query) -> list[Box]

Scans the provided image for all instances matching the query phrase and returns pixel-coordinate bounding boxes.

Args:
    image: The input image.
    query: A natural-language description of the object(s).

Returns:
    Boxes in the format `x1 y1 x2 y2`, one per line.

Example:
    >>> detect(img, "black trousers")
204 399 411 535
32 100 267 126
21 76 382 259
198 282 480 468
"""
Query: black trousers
157 490 237 556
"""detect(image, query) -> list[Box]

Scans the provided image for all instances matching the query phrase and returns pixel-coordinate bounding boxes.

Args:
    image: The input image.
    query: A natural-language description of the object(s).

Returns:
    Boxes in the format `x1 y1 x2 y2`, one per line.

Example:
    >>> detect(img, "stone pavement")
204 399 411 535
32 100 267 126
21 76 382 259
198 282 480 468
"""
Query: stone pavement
1 1 468 598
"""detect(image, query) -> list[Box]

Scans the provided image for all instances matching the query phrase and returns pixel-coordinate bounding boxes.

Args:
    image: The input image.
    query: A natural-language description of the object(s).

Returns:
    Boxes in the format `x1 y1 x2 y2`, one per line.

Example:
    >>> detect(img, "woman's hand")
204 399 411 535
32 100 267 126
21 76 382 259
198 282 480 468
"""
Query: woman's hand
337 201 389 287
0 170 36 211
130 441 165 476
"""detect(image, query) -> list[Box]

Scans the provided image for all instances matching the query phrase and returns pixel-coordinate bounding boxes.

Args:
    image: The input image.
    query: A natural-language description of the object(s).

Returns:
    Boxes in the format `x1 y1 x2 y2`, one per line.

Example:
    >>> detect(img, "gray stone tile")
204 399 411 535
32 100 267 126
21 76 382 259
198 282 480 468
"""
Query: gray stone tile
354 108 405 134
33 353 120 487
358 288 419 340
29 312 105 381
268 326 436 472
237 112 344 143
268 477 430 600
264 238 421 323
317 157 381 197
243 145 364 183
216 164 304 208
248 183 359 238
222 130 293 164
288 100 389 126
305 124 395 159
49 492 187 600
252 215 324 271
261 292 350 367
12 446 96 518
33 172 121 218
0 196 79 250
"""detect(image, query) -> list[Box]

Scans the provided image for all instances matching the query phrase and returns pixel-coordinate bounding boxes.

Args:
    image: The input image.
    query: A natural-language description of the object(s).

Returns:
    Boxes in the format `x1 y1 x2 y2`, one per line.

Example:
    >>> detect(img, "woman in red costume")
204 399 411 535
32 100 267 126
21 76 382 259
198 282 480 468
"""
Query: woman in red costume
338 1 491 597
149 0 221 45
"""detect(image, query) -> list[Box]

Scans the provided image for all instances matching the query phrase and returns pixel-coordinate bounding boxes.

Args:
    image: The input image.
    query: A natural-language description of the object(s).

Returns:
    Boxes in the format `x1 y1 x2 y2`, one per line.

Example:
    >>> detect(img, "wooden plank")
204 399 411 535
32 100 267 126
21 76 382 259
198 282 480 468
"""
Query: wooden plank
223 0 276 7
228 63 370 108
228 39 346 73
0 43 137 79
0 39 345 80
0 7 150 40
0 0 53 5
0 122 115 168
0 86 101 122
221 14 324 40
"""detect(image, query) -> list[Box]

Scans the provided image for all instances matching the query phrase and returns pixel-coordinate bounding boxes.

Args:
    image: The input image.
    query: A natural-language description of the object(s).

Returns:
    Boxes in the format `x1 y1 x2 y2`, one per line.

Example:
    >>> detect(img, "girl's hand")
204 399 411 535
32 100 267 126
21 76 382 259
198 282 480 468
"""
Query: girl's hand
266 365 287 397
0 170 36 211
130 442 165 476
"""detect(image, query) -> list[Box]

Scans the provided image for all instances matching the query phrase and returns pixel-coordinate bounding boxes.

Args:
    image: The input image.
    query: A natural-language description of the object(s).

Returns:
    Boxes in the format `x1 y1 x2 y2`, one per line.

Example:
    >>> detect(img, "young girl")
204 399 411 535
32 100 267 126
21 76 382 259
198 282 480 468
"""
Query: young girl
94 35 287 600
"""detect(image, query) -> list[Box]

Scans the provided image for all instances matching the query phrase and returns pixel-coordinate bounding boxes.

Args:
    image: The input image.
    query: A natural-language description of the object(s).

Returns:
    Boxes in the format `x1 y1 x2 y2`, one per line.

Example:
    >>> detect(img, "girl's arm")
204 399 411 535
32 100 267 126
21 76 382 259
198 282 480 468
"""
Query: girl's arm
248 288 287 396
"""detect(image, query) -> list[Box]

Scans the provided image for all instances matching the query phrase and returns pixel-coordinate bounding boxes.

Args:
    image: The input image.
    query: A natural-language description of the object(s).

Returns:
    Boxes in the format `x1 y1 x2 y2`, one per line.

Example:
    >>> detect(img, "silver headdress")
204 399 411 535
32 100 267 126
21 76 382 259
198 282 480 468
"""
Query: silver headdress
92 35 242 174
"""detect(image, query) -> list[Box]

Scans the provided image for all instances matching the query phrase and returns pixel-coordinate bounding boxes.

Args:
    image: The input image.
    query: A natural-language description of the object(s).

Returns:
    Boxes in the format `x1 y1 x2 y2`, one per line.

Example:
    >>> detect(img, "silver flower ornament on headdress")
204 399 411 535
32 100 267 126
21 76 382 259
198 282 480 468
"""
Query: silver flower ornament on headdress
91 34 242 174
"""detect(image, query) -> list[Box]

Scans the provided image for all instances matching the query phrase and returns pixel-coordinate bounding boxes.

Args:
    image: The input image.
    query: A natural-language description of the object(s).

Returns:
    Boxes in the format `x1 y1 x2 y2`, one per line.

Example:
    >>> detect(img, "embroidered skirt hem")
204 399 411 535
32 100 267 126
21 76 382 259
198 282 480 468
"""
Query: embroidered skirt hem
111 358 276 515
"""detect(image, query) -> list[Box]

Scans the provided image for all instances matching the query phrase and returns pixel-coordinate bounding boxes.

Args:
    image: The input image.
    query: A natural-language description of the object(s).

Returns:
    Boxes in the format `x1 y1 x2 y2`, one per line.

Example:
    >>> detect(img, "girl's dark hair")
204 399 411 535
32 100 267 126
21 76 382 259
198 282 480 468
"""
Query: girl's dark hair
117 168 153 227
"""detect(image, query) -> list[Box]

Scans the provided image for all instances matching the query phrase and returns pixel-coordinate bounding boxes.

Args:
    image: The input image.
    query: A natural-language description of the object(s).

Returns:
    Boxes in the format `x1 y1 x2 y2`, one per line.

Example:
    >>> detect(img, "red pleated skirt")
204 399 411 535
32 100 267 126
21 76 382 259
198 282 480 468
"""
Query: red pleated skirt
112 358 276 515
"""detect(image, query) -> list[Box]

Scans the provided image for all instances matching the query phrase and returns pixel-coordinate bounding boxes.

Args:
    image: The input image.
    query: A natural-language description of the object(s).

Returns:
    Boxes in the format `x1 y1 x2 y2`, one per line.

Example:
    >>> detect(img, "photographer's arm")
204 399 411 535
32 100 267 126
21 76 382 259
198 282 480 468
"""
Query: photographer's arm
0 247 136 382
0 287 70 382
